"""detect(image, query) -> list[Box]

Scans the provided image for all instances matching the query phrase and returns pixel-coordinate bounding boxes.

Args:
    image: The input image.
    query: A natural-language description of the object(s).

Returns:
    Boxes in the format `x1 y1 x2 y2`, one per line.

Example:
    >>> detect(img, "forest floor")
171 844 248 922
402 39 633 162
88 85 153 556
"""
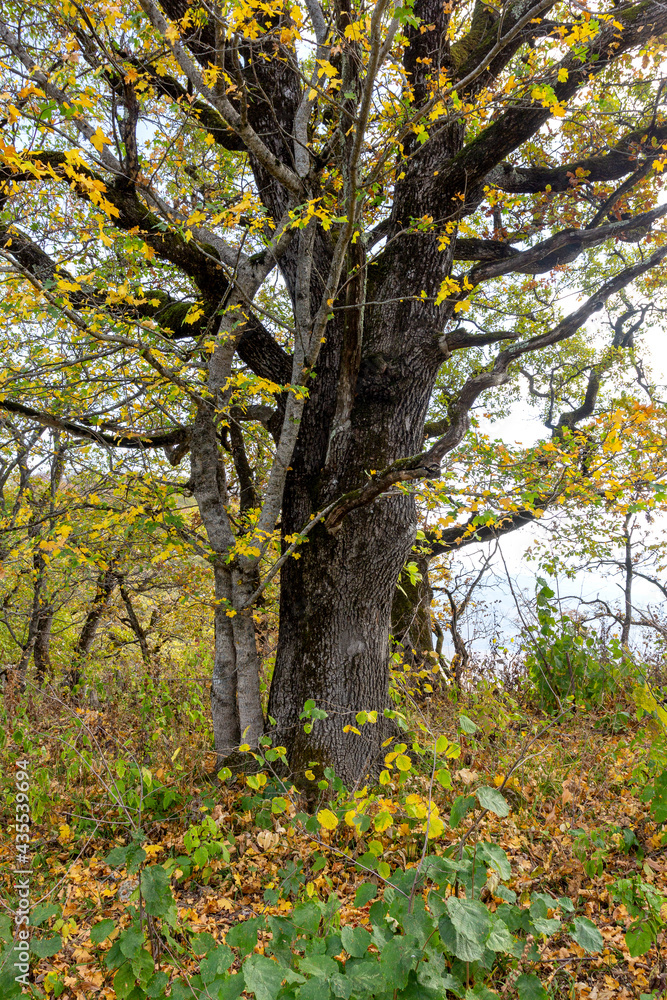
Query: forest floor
0 672 666 1000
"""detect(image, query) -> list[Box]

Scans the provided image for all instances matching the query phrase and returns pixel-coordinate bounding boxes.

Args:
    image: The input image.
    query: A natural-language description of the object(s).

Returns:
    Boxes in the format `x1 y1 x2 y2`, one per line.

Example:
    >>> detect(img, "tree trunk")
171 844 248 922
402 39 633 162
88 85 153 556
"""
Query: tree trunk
621 515 633 648
391 555 443 696
119 582 150 662
33 601 53 686
67 566 119 688
266 223 448 782
268 497 416 783
211 561 241 759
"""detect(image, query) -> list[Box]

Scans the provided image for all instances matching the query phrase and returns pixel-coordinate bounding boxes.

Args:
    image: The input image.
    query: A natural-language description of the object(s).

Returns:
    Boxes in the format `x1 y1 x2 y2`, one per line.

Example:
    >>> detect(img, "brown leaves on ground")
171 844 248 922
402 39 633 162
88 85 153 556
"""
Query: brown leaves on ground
1 692 665 1000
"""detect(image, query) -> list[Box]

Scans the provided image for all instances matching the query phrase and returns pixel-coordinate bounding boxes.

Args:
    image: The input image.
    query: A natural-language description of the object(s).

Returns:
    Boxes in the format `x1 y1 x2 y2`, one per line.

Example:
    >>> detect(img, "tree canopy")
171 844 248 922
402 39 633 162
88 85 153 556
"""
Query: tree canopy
2 0 667 779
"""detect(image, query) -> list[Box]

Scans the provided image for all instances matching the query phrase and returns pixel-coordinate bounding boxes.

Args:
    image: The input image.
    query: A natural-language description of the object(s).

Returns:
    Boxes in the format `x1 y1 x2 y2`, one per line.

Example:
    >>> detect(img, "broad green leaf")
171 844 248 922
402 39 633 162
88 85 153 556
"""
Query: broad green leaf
651 767 667 823
299 955 338 977
31 934 62 958
532 917 561 935
200 944 234 983
486 918 514 952
119 928 144 958
515 973 548 1000
31 902 60 927
459 716 478 734
446 897 491 942
244 954 285 1000
141 866 174 918
113 962 136 1000
192 932 217 956
477 842 511 880
227 917 264 956
354 883 377 907
90 919 116 944
380 936 420 990
435 768 452 789
625 920 654 957
341 924 371 958
476 786 510 818
298 978 331 1000
570 917 603 954
449 795 476 828
146 971 170 998
292 902 321 935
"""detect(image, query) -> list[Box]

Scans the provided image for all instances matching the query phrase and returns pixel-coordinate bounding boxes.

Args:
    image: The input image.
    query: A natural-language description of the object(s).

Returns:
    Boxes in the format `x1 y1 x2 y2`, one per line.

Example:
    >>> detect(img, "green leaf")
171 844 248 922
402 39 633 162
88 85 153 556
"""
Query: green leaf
141 866 174 918
192 932 217 956
625 920 655 957
244 954 285 1000
435 768 452 789
218 972 247 1000
570 917 603 954
398 970 449 998
299 955 338 977
477 842 511 880
227 918 264 957
650 767 667 823
0 963 22 999
380 936 420 990
446 897 491 942
531 917 561 936
31 934 63 958
486 918 514 952
298 979 331 1000
292 902 321 936
193 845 208 867
449 795 476 828
459 715 478 734
341 924 372 958
119 929 144 959
0 916 12 943
146 971 169 998
91 919 116 944
515 974 548 1000
31 902 60 927
200 943 235 983
354 884 377 907
113 963 136 1000
476 786 510 818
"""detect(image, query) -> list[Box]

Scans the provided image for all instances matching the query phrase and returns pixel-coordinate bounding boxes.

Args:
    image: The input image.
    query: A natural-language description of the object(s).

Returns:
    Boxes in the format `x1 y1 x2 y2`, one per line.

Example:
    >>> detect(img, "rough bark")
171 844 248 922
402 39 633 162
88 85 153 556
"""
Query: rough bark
67 566 119 688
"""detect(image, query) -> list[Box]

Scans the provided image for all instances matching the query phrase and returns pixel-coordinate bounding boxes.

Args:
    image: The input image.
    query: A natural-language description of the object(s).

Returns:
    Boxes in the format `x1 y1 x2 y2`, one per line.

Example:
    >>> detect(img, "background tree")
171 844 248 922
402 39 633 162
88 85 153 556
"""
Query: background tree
2 0 667 779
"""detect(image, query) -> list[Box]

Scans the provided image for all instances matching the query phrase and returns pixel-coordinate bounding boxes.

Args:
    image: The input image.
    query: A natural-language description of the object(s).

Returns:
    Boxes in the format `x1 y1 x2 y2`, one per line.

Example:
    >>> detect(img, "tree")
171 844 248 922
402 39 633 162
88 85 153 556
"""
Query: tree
2 0 667 780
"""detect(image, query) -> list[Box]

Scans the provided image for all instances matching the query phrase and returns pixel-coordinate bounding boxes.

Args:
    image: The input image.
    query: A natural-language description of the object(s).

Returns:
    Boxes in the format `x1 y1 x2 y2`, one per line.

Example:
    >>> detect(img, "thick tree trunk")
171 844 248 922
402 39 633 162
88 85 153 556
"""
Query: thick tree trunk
268 496 415 782
268 232 448 783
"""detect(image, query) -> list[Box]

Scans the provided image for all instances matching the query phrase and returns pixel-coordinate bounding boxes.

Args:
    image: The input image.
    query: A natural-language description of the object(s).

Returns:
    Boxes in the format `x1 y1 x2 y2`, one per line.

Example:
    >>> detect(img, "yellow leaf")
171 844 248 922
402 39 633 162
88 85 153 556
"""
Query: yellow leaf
374 810 393 832
395 754 412 771
90 127 111 153
317 808 338 830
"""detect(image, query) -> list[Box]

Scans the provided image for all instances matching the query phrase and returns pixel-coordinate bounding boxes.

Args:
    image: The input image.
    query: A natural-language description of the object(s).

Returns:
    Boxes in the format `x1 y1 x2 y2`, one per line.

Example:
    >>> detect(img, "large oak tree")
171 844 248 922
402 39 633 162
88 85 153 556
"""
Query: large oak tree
2 0 667 780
